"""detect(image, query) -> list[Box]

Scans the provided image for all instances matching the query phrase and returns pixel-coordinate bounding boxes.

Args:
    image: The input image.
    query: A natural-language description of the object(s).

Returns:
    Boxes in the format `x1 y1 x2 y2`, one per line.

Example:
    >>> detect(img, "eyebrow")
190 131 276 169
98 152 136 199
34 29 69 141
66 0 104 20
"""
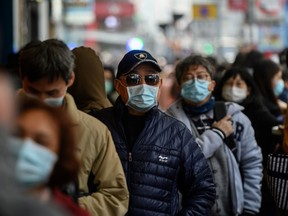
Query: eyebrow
27 86 40 94
185 71 209 76
27 86 59 94
195 71 209 74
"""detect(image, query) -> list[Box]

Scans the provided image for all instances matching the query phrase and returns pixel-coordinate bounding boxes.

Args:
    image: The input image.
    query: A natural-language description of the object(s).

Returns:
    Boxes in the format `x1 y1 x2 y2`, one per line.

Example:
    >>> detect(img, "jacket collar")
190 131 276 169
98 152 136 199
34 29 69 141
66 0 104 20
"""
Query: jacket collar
113 96 159 120
64 93 81 125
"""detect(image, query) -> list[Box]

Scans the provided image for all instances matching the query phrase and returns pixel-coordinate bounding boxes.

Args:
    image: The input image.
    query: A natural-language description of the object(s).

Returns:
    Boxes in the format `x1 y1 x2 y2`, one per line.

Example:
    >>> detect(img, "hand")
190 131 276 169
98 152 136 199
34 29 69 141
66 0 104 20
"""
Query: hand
212 115 234 138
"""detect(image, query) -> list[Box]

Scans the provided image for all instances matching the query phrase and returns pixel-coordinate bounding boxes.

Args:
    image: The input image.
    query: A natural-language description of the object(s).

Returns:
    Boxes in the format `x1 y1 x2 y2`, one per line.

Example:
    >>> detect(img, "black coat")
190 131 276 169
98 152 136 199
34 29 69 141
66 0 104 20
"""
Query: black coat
93 98 216 216
241 100 279 165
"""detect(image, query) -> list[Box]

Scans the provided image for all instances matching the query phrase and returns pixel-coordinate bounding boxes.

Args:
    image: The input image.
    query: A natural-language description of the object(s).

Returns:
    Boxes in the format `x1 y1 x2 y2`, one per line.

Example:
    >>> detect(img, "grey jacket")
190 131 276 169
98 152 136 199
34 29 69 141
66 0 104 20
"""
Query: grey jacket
166 99 263 215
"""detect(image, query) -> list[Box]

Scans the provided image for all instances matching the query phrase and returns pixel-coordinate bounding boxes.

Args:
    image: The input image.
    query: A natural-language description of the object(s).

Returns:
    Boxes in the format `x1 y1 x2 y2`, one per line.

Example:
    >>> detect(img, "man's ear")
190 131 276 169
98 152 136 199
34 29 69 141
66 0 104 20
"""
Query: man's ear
209 80 216 92
114 79 128 103
114 79 121 95
67 72 75 87
158 78 163 88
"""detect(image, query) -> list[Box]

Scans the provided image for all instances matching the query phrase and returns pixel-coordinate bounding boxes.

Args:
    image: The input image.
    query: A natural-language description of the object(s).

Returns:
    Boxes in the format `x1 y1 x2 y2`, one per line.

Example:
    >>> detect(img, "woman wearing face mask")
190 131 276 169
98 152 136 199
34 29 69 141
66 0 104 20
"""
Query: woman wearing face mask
214 67 281 216
14 98 90 216
253 59 286 123
214 67 280 161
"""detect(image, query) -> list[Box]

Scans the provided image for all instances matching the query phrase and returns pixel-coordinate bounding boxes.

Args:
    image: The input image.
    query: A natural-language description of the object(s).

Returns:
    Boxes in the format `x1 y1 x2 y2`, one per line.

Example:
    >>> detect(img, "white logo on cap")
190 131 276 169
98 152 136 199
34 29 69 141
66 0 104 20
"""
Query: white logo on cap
134 53 147 60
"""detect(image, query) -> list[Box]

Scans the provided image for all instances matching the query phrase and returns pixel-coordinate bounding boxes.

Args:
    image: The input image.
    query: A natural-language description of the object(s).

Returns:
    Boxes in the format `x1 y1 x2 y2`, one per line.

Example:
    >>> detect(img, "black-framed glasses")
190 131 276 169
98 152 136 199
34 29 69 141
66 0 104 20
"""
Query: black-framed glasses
120 73 160 86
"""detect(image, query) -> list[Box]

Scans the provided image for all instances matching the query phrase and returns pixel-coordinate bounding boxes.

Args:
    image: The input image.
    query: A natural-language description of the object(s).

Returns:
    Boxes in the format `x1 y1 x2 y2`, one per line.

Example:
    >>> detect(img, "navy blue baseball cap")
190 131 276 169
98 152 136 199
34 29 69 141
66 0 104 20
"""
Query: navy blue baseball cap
116 50 162 78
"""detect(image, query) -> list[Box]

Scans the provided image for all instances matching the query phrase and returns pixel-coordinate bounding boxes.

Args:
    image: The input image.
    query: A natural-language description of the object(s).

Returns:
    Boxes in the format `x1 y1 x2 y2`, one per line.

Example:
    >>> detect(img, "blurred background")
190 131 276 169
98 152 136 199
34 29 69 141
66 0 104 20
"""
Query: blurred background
1 0 288 67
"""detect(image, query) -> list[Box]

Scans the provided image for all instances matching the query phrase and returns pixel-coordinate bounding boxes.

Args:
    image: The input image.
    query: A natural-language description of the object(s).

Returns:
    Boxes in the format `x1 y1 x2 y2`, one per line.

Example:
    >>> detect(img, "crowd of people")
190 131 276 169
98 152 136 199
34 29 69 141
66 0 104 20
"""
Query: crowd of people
1 38 288 216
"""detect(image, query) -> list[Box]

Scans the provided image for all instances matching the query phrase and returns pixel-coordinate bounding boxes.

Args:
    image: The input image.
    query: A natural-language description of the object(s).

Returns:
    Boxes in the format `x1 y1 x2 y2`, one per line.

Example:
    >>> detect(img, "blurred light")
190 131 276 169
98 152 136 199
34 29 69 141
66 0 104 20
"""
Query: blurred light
67 42 78 50
104 16 119 28
126 37 144 51
203 43 214 55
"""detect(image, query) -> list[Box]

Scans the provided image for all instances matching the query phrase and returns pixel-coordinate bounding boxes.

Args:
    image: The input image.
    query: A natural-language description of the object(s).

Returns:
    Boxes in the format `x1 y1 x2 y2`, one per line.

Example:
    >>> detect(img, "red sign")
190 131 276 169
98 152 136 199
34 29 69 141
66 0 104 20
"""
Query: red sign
228 0 248 11
255 0 285 16
95 1 135 18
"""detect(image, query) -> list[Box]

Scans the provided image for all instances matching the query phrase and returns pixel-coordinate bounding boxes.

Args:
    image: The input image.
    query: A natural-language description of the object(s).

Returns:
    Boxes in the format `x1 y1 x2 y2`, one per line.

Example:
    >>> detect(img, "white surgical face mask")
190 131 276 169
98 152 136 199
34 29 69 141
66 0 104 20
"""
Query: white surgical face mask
24 91 64 107
222 86 247 103
43 96 65 107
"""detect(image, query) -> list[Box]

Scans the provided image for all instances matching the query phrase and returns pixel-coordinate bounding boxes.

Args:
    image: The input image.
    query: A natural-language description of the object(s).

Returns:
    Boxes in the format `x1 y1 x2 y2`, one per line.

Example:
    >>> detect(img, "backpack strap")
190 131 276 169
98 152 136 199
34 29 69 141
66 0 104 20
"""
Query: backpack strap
214 101 226 121
214 101 238 161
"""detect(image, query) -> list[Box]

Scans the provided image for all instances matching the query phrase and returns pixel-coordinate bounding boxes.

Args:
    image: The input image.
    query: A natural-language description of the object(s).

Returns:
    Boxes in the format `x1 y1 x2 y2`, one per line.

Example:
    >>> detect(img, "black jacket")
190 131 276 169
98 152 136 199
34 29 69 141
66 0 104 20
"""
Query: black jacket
241 100 280 165
93 98 215 216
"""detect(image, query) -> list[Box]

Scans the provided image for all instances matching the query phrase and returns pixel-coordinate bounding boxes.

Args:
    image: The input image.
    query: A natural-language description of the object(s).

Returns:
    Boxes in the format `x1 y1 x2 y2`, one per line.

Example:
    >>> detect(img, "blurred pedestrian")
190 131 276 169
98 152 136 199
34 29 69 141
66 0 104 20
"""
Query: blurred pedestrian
18 39 129 216
68 46 112 115
253 59 286 123
0 66 17 133
103 65 119 105
158 64 180 111
279 69 288 103
166 55 263 215
93 50 216 215
14 98 90 216
0 67 68 216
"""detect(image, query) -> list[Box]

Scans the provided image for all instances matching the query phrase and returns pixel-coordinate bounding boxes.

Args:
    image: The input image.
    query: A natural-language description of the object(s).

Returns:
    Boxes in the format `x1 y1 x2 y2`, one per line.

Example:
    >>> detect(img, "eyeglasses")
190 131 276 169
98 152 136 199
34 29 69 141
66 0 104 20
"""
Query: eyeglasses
119 73 160 86
182 72 210 83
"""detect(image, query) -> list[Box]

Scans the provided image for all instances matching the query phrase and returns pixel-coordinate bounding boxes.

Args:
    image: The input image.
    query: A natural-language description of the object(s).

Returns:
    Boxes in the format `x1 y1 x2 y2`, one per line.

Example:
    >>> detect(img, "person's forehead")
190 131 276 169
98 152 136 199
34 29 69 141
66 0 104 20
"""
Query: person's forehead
18 109 58 138
186 65 207 73
22 77 66 90
226 75 244 82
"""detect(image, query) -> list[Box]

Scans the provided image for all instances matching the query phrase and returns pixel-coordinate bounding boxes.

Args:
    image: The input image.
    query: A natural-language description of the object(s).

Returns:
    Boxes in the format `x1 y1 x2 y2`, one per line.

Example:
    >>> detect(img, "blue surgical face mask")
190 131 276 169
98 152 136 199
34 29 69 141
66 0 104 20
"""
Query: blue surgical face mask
181 79 211 103
14 138 58 189
274 79 284 97
126 84 158 112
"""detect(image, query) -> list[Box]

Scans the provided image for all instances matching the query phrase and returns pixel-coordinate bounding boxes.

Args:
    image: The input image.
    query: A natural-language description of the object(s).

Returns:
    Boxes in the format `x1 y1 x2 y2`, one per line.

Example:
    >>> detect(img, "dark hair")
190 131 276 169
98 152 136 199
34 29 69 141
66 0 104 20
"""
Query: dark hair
175 55 215 84
18 98 79 188
244 50 265 69
214 67 261 105
282 69 288 81
278 48 287 66
232 52 247 67
253 59 280 105
19 39 75 84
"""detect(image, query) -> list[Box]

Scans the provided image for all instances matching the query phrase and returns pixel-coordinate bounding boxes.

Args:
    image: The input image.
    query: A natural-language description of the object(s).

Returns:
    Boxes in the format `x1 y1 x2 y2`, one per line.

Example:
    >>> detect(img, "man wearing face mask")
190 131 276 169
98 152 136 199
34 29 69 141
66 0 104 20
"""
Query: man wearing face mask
18 39 129 216
93 50 216 215
166 55 263 216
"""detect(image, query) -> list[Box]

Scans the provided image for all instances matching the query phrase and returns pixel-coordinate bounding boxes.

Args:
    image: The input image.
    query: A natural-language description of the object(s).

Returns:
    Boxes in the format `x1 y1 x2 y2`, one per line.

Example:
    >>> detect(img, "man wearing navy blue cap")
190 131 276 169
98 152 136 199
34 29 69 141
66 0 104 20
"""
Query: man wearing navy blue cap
93 50 216 215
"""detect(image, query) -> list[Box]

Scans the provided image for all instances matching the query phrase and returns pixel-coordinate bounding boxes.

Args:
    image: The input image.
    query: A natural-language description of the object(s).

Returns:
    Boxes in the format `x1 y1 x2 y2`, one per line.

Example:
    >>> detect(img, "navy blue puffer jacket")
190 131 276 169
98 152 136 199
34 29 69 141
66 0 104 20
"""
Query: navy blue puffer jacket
93 99 215 216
